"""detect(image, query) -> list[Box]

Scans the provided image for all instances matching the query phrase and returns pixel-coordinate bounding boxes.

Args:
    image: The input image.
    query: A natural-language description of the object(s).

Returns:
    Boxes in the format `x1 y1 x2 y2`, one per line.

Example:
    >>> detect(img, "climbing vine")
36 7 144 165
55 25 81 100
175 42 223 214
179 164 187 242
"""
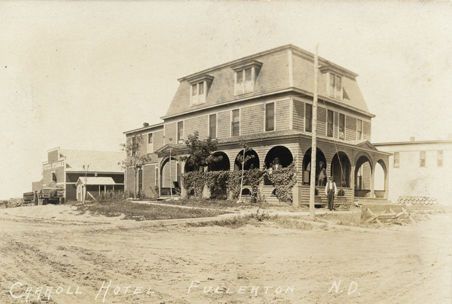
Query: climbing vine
266 163 297 202
183 171 205 198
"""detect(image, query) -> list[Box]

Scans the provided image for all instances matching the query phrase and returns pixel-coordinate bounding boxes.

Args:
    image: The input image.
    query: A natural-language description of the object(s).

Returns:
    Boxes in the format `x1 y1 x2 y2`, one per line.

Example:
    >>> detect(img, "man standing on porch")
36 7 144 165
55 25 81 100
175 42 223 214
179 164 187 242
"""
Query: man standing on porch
325 176 338 211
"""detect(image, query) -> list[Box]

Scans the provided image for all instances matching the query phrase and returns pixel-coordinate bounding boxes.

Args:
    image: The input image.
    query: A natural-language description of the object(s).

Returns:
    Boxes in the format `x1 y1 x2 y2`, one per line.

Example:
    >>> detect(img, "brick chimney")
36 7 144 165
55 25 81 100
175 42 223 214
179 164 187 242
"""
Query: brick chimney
409 136 415 142
143 122 149 127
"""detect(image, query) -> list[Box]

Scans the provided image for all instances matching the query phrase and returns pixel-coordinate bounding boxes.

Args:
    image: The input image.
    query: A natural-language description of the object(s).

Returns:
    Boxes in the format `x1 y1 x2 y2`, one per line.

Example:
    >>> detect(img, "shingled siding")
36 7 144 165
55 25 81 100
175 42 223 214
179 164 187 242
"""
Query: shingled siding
346 117 357 141
125 167 135 196
241 104 264 135
164 122 177 144
275 99 291 130
153 130 164 151
185 115 208 139
363 121 371 140
317 107 327 136
142 164 157 198
293 100 304 131
217 110 231 139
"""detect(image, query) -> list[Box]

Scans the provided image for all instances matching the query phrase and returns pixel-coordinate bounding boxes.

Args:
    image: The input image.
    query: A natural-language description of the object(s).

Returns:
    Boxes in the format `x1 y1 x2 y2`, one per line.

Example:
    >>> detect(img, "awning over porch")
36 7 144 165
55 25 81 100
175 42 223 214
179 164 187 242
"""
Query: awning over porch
76 177 118 186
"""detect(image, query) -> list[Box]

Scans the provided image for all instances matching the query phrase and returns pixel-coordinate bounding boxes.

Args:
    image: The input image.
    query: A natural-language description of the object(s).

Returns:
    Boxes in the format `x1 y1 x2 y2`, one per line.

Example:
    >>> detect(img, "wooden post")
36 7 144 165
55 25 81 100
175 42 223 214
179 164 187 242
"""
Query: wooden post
309 45 319 218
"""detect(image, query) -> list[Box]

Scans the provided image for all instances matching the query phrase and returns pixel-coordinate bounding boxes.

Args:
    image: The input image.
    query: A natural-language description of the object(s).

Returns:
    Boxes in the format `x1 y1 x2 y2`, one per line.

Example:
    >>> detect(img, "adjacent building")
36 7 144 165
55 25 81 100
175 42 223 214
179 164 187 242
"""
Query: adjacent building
124 44 390 205
32 147 125 201
374 138 452 205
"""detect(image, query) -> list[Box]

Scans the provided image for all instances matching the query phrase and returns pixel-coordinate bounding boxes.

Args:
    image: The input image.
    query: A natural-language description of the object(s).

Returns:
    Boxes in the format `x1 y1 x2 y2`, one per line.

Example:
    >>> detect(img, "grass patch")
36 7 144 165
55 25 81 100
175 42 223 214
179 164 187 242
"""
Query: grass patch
157 198 257 209
186 208 273 228
75 200 228 221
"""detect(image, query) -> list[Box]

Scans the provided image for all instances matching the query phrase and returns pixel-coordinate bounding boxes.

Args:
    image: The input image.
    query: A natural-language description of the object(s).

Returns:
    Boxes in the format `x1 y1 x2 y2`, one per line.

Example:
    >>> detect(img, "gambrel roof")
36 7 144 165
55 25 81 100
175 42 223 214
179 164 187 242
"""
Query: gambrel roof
164 44 371 119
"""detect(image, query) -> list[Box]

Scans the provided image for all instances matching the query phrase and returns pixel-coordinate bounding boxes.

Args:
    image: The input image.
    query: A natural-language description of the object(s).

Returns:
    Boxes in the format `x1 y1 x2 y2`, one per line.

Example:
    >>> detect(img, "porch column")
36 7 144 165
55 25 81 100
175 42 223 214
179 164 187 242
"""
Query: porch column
350 164 356 201
370 163 375 198
384 162 389 199
180 161 187 199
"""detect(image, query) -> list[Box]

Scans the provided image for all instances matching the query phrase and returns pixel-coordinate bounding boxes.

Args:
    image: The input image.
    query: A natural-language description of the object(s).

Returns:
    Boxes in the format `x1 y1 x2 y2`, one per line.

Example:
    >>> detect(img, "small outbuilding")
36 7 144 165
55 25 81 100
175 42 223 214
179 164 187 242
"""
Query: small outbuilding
76 177 123 201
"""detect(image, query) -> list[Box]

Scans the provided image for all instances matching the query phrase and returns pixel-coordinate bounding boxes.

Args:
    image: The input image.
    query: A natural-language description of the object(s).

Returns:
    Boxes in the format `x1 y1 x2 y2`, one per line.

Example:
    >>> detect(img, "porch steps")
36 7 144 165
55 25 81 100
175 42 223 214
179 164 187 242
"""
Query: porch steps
356 198 392 205
261 186 281 204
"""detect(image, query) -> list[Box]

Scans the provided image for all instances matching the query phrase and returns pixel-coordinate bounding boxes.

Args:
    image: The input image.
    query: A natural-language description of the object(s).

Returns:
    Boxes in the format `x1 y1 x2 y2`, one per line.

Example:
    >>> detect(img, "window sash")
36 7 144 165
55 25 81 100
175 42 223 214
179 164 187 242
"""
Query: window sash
335 75 342 97
231 110 240 136
420 151 426 167
265 103 275 131
327 110 334 137
329 74 335 97
148 133 153 144
305 104 312 132
236 70 243 83
339 113 345 139
177 121 184 142
437 150 443 167
191 84 197 96
198 82 204 95
209 114 216 138
393 152 400 168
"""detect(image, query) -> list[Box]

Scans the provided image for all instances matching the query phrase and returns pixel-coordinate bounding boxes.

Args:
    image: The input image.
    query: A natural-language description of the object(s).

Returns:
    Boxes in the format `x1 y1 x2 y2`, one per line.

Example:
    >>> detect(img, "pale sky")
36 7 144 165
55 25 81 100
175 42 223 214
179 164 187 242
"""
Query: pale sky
0 1 451 199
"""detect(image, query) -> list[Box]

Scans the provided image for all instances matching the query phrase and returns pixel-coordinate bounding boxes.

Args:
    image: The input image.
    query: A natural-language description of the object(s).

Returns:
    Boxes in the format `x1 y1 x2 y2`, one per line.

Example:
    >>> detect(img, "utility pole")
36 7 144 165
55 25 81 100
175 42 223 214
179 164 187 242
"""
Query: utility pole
82 164 89 204
309 45 319 218
238 145 246 203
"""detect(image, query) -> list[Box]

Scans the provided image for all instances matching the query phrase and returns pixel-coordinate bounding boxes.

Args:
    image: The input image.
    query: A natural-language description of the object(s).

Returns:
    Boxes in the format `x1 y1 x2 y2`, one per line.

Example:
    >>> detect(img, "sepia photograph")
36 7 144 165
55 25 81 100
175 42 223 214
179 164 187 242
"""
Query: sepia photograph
0 1 451 303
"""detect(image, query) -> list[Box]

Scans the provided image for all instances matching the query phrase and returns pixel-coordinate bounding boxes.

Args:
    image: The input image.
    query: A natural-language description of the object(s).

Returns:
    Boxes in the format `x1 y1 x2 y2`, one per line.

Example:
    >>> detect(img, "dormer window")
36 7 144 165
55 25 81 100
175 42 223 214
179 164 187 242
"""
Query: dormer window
232 60 262 95
328 73 342 99
188 75 213 106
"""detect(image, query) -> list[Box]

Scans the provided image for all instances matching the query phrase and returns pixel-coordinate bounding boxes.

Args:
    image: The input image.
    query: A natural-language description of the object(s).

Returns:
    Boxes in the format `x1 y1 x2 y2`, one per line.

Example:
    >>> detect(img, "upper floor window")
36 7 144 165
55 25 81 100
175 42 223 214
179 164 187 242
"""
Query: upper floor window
356 119 363 140
188 75 213 106
232 60 262 96
191 81 206 105
338 113 345 140
209 114 217 139
147 133 154 153
420 151 426 167
327 110 334 137
305 103 313 133
393 152 400 168
329 73 342 99
231 109 240 137
265 102 275 132
437 150 443 167
177 121 184 143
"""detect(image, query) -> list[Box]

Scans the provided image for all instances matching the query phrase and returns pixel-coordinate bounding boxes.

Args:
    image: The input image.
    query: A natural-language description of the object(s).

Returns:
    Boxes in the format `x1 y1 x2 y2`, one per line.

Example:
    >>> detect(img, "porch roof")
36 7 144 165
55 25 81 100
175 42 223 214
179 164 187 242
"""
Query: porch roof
76 177 117 186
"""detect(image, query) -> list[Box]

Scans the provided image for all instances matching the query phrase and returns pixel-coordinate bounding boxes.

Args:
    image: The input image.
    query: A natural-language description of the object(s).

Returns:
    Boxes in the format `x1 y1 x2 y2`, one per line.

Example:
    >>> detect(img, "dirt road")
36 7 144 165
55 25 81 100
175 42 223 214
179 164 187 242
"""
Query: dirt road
0 205 450 303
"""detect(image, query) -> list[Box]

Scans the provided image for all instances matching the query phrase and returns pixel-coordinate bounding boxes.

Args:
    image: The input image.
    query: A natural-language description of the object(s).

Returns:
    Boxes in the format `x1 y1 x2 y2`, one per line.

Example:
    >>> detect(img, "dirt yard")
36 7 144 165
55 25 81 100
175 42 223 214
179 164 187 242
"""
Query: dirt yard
0 204 450 304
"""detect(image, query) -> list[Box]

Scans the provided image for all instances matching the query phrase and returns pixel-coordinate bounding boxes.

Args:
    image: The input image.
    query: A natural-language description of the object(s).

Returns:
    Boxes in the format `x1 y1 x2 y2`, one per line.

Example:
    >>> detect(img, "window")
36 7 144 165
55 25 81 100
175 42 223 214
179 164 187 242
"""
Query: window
327 110 334 137
235 68 255 95
437 150 443 167
147 133 154 153
339 113 345 140
52 172 57 182
420 151 426 167
393 152 400 168
356 119 363 140
231 109 240 136
265 103 275 132
305 103 312 132
190 81 207 105
177 121 184 143
209 114 217 138
329 73 342 99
